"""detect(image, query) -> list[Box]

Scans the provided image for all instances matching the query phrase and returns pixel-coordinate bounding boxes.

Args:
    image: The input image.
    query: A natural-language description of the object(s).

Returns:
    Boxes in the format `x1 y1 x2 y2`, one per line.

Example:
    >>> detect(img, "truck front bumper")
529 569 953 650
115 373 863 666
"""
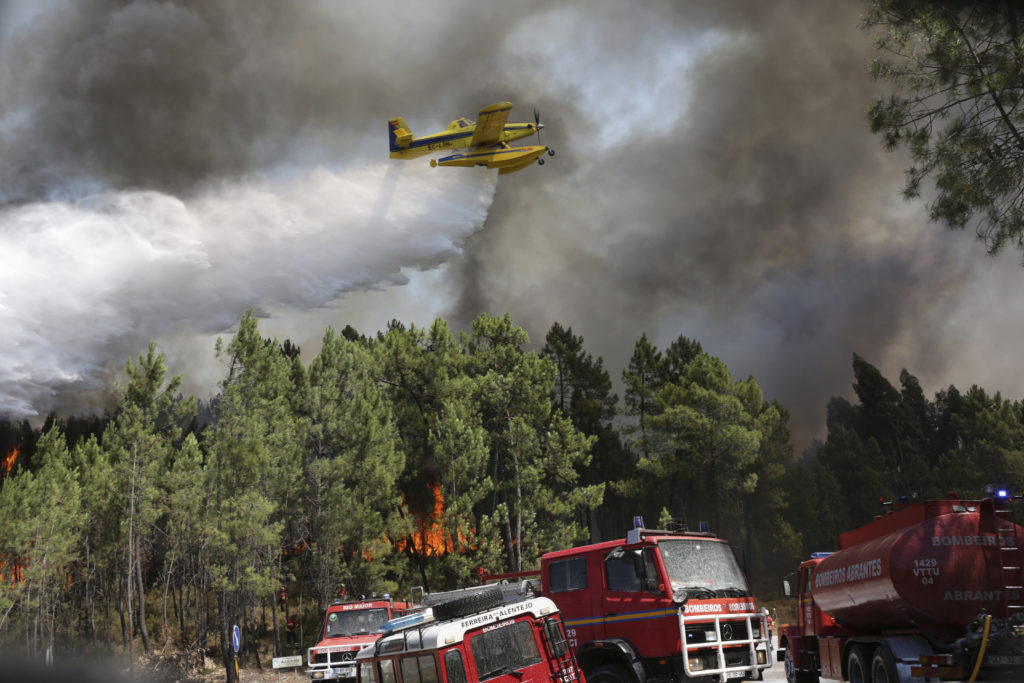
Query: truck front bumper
307 663 357 680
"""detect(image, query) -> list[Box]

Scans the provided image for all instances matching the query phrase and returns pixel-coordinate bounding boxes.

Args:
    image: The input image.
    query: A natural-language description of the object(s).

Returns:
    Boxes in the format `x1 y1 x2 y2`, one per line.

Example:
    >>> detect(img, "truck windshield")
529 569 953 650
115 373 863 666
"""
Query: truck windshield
470 621 542 680
656 539 749 598
324 608 390 637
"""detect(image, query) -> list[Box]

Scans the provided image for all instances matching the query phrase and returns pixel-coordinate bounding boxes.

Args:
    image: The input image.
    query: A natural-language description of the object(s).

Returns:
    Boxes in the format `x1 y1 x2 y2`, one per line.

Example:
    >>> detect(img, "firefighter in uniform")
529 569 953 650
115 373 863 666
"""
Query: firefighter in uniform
286 614 299 648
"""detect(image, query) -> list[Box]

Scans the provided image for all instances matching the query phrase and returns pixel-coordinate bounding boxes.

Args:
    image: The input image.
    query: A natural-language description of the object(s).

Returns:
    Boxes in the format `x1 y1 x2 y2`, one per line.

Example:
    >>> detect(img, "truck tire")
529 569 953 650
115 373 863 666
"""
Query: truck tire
783 648 819 683
431 588 503 621
585 664 633 683
846 647 869 683
870 646 898 683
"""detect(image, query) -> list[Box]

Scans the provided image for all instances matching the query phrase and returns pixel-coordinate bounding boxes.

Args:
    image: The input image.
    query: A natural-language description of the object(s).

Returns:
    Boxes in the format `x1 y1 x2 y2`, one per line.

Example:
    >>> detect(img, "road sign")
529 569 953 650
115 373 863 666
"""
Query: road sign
232 624 241 653
273 655 304 669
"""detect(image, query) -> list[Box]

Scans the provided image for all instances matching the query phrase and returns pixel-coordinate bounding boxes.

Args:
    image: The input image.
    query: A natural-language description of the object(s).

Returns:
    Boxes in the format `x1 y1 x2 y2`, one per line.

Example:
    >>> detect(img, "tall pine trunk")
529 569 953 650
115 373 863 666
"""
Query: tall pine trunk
136 540 151 652
219 591 238 683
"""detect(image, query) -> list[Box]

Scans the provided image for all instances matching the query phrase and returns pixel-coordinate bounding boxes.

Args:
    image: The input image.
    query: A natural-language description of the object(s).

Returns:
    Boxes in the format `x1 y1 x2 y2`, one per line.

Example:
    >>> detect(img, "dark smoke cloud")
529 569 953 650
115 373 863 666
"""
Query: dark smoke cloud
441 0 1023 451
1 0 1021 451
0 0 543 200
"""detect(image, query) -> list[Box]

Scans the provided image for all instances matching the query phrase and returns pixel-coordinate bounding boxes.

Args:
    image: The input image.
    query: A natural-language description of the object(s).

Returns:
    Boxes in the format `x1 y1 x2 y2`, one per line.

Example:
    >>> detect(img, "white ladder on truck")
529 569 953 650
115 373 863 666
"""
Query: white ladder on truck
994 499 1024 613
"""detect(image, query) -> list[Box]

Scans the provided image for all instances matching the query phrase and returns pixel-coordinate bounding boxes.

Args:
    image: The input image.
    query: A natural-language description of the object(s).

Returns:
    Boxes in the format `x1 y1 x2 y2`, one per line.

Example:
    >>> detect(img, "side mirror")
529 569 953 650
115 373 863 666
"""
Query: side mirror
782 579 792 597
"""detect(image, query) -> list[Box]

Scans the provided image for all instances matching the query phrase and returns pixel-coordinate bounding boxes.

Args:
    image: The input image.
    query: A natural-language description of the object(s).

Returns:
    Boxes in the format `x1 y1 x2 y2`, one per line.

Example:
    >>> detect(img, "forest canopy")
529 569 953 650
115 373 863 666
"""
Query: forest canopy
1 311 1020 678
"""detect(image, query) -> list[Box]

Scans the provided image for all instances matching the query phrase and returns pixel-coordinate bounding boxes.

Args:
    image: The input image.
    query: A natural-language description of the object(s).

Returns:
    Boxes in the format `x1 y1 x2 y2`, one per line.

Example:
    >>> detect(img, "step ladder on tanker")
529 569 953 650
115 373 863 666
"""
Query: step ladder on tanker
993 492 1024 613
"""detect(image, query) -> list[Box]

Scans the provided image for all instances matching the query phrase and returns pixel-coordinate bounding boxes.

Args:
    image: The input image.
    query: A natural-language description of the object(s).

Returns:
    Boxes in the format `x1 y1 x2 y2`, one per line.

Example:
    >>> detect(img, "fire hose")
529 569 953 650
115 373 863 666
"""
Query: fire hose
967 614 992 683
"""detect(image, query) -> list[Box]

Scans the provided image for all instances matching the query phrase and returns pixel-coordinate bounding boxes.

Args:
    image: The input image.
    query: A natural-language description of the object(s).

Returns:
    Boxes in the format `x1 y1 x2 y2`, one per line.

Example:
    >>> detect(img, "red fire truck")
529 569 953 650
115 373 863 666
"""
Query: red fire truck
308 596 415 681
482 520 774 682
780 493 1024 683
355 583 582 683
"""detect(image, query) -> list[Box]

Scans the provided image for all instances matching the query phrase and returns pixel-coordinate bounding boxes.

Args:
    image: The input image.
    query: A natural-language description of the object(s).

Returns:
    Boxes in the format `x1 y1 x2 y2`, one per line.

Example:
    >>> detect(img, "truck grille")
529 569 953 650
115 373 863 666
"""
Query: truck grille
312 649 358 665
684 620 750 643
678 608 771 679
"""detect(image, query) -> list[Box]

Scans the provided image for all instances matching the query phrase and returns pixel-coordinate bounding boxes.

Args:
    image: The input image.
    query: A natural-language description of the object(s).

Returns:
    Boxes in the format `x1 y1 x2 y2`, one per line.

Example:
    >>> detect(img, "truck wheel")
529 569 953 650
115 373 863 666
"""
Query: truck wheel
586 664 632 683
431 587 503 621
846 647 869 683
870 646 898 683
783 648 819 683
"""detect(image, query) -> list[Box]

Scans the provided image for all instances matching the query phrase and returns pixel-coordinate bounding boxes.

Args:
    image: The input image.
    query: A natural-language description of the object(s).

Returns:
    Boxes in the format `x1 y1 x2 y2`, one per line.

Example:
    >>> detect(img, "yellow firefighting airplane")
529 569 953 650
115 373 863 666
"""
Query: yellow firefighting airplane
388 102 554 175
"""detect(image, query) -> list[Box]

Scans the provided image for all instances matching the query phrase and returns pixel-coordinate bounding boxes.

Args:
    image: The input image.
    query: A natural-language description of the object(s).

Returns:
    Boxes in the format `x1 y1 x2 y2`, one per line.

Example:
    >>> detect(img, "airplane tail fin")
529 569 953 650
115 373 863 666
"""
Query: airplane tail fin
389 117 414 153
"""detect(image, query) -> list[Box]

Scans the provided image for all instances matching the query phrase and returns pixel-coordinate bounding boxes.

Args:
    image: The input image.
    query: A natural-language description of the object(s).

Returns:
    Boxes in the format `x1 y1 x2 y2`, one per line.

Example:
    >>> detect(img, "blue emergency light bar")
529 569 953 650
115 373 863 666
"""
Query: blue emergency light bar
381 608 433 634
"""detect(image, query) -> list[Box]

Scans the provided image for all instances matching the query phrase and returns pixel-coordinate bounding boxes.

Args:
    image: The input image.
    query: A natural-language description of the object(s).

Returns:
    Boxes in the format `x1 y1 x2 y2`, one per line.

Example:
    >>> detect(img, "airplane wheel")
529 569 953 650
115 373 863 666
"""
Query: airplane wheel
538 158 545 165
548 149 555 156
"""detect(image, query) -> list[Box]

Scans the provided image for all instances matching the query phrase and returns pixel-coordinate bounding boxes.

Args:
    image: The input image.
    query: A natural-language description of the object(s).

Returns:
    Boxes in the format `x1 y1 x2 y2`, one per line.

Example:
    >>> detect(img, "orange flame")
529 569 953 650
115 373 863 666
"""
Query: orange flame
0 445 24 584
285 484 477 564
397 482 474 557
1 447 17 476
0 554 24 585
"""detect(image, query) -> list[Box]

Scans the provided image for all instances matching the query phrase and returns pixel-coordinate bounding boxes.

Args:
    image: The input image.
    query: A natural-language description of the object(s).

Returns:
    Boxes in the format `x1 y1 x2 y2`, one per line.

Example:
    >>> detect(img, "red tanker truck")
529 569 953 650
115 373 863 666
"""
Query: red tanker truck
780 494 1024 683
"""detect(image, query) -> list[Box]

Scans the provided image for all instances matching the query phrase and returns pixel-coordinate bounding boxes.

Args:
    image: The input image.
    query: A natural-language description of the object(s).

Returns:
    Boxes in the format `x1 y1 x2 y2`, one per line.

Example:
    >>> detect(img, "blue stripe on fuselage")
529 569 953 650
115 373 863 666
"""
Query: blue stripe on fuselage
409 129 473 150
410 123 533 151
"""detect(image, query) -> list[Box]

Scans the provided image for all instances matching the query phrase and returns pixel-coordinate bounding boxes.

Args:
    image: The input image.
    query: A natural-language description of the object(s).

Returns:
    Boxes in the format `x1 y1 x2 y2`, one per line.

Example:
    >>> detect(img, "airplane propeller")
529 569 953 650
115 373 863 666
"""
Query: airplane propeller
533 108 555 158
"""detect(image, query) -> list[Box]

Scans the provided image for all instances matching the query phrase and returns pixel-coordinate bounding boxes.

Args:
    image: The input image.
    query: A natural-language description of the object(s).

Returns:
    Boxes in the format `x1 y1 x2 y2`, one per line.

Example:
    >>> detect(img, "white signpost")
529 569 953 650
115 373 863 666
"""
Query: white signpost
273 655 304 668
273 653 304 681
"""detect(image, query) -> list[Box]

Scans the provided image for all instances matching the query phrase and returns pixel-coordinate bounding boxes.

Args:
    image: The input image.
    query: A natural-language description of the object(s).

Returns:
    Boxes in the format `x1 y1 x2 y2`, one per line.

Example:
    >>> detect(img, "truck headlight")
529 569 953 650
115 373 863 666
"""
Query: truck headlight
688 657 705 672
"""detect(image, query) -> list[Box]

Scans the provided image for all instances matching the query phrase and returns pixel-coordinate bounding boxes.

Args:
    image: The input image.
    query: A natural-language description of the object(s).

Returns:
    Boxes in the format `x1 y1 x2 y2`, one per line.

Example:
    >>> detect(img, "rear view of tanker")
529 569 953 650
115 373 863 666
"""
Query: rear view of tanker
781 494 1024 683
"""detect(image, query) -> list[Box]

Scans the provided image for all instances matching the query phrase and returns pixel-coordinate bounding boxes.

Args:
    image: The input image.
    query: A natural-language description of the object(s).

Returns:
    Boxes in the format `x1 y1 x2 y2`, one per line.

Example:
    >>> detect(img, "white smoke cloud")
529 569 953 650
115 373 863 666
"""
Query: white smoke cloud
0 162 497 417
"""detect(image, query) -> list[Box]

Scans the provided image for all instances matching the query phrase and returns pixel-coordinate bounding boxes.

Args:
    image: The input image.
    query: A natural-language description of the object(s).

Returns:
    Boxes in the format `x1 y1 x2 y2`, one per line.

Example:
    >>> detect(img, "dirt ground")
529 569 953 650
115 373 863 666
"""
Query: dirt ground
235 668 307 682
134 649 307 682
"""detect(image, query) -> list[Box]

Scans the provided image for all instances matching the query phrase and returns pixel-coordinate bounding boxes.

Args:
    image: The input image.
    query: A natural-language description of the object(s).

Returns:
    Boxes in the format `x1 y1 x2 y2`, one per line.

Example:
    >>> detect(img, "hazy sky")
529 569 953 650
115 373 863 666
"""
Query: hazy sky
2 0 1022 453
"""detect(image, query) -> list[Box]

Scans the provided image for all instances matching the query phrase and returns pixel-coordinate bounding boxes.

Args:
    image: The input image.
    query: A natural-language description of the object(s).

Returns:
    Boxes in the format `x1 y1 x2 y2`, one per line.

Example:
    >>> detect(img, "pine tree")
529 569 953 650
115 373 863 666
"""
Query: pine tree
205 312 305 681
865 1 1024 255
0 427 83 658
464 314 602 571
304 328 408 608
374 319 474 591
102 342 195 662
622 334 664 460
542 323 631 542
638 347 787 551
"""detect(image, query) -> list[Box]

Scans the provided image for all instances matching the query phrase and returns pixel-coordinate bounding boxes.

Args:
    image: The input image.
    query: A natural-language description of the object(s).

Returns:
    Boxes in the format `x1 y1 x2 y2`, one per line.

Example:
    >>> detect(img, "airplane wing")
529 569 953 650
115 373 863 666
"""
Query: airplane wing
469 102 513 147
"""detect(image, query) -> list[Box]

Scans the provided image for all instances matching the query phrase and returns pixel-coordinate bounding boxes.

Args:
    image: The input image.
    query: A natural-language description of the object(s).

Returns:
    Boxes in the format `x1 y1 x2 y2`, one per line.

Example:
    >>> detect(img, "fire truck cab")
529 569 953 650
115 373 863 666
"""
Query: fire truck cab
308 597 414 681
537 522 773 682
355 584 582 683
